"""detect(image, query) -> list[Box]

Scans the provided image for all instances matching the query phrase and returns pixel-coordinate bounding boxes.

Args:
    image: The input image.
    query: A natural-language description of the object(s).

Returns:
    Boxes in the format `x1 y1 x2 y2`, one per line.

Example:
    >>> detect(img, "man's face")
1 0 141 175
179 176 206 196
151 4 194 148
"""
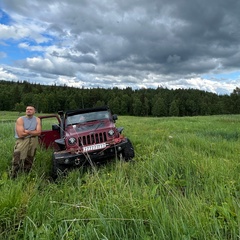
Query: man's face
26 106 35 116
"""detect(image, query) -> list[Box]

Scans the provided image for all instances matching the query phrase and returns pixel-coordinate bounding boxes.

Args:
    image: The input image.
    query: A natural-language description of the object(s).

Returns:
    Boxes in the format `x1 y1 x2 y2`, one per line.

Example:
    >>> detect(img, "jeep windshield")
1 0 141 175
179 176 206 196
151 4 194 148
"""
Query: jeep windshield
66 110 110 126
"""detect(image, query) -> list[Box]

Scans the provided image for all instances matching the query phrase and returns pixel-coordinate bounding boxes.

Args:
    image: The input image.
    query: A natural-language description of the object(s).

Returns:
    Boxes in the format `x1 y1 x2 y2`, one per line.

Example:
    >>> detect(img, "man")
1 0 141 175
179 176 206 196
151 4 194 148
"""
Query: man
11 105 42 177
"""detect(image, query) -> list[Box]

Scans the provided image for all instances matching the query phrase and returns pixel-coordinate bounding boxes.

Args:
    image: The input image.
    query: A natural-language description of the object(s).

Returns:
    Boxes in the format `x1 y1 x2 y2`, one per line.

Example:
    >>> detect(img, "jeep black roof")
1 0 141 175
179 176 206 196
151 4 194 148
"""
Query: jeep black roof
65 106 110 117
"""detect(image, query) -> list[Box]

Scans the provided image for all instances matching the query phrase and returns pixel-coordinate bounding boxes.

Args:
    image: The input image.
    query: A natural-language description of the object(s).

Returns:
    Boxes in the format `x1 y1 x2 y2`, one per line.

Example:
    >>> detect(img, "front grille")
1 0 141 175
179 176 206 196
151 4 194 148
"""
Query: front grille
79 132 107 146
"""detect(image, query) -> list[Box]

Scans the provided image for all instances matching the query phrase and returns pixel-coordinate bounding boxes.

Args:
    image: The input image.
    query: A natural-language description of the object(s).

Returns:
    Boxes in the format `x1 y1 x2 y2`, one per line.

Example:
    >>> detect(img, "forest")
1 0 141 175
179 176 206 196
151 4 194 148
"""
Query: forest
1 80 240 116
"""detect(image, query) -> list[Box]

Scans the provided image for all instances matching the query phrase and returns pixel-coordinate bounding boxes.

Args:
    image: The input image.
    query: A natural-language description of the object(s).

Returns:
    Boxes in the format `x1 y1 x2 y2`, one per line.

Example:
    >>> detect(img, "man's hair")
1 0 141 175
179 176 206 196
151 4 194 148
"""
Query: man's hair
27 104 36 109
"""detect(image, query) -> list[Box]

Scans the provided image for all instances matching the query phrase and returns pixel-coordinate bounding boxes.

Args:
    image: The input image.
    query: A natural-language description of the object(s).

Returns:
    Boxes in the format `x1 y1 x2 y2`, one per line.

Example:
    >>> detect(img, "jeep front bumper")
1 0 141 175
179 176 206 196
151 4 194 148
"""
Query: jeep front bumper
53 140 129 166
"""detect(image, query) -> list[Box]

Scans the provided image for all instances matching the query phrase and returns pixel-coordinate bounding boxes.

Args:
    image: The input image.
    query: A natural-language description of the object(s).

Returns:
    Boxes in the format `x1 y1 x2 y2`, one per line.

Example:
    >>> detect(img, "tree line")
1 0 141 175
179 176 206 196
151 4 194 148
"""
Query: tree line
1 80 240 117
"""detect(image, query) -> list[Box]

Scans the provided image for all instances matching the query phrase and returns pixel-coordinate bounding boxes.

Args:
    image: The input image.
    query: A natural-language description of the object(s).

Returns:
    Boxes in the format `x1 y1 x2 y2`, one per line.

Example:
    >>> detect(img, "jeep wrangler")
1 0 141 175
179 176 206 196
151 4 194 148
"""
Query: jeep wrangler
39 106 134 178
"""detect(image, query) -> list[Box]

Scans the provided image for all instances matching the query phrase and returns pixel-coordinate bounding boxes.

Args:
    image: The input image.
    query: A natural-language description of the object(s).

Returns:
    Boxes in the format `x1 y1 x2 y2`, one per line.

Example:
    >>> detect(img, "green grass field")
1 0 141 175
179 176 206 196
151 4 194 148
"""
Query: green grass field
0 112 240 239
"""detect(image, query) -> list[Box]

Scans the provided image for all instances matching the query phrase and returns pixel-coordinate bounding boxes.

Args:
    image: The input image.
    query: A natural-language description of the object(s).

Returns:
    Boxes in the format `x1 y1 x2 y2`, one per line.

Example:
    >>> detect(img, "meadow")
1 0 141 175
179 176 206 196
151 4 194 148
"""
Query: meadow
0 112 240 239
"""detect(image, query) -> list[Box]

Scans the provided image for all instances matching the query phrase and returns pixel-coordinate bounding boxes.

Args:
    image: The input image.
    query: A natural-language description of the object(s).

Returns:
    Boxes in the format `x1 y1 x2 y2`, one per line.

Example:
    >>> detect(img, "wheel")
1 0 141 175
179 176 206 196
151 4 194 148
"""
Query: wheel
122 138 135 161
51 154 67 180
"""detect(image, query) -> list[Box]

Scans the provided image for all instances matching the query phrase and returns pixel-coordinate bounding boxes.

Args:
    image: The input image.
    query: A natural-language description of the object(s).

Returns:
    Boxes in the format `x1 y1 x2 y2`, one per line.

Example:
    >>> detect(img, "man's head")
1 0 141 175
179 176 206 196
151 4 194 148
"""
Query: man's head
26 106 36 117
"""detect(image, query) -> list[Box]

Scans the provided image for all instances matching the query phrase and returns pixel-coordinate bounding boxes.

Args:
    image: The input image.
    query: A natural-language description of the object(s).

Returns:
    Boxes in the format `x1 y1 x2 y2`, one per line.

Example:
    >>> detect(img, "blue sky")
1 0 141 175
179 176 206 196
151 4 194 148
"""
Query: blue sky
0 9 47 63
1 0 240 94
0 8 10 24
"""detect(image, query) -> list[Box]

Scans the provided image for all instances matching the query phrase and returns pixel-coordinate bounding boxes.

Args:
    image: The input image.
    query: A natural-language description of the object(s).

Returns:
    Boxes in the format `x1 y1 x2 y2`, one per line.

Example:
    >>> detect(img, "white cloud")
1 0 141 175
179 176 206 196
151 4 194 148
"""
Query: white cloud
0 67 18 80
0 0 240 94
0 23 29 40
162 77 236 95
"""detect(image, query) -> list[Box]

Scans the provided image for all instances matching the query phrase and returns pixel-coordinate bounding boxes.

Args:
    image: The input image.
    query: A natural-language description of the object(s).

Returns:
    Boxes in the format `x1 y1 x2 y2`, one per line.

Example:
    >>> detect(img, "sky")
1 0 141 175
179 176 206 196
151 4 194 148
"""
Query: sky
0 0 240 95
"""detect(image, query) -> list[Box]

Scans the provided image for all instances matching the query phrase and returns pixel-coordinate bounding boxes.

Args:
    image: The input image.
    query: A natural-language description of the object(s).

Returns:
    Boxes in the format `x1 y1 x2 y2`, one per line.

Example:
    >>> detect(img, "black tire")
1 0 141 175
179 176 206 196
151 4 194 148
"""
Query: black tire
51 154 67 180
122 138 135 161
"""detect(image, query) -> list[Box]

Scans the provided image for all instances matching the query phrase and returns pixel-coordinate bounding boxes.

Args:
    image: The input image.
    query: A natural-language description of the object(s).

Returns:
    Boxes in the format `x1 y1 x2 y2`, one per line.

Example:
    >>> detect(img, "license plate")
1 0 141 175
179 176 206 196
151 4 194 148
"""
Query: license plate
83 143 107 152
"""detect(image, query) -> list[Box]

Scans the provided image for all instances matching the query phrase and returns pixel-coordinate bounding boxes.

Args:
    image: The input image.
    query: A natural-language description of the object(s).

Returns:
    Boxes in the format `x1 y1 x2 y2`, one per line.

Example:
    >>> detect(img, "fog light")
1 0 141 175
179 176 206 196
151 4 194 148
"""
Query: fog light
64 158 70 164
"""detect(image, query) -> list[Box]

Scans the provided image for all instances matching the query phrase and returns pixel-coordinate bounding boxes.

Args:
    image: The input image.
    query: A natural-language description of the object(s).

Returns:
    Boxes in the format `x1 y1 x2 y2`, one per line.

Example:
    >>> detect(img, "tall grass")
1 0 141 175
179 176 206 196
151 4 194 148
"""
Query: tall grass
0 113 240 239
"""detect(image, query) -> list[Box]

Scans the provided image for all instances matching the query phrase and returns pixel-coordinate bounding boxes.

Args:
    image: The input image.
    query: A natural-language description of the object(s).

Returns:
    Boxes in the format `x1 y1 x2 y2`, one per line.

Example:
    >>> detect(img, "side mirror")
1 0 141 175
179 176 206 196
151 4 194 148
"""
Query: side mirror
52 124 60 131
112 114 118 121
58 110 64 116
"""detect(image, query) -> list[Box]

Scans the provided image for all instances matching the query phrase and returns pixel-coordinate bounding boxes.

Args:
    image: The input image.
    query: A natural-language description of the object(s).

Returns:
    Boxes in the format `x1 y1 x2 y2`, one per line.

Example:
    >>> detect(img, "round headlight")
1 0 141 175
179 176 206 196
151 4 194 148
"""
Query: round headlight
108 129 115 136
68 137 77 145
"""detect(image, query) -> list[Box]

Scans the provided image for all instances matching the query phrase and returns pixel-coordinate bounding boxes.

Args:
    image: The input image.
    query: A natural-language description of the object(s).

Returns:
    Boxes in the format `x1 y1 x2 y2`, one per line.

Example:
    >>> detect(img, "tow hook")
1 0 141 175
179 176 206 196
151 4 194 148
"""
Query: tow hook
75 158 80 165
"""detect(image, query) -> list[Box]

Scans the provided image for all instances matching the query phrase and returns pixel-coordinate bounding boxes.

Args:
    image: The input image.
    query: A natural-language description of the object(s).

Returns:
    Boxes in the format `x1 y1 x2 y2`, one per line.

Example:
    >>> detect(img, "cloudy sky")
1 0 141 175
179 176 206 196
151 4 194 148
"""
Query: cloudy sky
0 0 240 95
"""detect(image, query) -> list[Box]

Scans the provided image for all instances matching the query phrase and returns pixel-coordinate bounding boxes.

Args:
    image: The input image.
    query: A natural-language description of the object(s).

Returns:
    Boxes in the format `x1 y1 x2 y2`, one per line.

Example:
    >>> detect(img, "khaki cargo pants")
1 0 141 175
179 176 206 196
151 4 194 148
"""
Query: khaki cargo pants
11 136 38 177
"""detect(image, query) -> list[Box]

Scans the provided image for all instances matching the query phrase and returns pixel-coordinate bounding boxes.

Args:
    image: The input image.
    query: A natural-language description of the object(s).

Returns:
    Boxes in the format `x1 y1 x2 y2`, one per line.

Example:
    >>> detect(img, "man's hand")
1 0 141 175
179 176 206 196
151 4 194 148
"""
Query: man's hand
24 130 31 135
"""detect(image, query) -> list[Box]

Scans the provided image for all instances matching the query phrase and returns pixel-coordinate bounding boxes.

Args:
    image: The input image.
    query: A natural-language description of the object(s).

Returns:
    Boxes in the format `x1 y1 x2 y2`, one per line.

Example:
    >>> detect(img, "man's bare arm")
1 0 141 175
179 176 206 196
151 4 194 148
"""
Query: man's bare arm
15 117 29 138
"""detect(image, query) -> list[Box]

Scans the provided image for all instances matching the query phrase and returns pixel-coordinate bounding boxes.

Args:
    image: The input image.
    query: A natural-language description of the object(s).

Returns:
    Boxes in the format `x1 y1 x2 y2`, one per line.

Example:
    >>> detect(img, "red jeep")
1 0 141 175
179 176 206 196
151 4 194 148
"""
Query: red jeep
39 106 134 178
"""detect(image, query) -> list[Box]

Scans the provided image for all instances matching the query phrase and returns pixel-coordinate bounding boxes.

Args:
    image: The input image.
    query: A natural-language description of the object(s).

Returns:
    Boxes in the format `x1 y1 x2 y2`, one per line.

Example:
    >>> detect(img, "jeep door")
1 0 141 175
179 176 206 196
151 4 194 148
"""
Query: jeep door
39 115 61 149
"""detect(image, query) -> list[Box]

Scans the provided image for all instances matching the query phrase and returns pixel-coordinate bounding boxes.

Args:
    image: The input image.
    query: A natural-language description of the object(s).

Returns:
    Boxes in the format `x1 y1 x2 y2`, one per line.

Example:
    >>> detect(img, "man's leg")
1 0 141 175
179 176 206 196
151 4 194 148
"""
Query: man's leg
11 151 21 178
11 139 29 178
24 155 35 173
24 137 38 173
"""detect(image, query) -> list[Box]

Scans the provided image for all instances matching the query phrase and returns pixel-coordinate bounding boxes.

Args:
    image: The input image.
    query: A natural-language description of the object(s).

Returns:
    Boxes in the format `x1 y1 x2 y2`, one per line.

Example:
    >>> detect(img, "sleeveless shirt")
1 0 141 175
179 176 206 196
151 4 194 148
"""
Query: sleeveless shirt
15 116 37 138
